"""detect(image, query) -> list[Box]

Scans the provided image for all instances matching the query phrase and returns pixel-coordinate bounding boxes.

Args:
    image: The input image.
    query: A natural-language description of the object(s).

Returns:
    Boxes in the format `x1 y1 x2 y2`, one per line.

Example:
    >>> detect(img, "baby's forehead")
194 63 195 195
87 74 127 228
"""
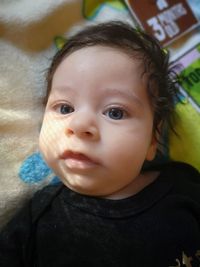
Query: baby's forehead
56 45 146 79
53 46 147 83
62 45 144 64
48 45 152 104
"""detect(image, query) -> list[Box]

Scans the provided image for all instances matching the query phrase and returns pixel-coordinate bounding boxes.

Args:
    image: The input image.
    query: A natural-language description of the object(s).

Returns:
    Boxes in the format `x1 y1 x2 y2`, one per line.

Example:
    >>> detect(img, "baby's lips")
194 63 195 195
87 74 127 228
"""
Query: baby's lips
60 150 99 164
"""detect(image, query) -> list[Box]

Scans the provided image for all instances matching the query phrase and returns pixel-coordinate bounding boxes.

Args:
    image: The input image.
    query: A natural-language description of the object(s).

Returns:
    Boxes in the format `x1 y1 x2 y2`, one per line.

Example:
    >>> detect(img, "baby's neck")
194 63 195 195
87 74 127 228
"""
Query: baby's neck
105 171 160 200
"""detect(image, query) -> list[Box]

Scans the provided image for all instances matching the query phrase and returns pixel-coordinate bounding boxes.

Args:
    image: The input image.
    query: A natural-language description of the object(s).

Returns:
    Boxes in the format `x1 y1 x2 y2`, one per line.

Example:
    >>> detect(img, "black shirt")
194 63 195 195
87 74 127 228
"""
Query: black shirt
0 162 200 267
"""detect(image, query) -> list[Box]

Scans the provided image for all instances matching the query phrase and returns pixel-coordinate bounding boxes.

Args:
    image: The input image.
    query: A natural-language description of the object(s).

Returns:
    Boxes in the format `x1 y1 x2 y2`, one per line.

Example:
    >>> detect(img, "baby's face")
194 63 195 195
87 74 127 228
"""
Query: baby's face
39 46 157 199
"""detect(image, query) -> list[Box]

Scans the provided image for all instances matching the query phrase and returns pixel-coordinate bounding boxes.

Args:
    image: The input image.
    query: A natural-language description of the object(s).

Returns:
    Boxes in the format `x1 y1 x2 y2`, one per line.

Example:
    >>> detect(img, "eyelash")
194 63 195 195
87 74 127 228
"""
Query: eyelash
53 103 128 120
103 107 128 120
60 104 74 114
52 103 74 115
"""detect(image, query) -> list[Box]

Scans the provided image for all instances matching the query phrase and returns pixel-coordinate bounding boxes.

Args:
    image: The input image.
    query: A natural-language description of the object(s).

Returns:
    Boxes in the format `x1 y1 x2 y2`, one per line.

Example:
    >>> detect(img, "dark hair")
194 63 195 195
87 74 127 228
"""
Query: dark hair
45 21 178 138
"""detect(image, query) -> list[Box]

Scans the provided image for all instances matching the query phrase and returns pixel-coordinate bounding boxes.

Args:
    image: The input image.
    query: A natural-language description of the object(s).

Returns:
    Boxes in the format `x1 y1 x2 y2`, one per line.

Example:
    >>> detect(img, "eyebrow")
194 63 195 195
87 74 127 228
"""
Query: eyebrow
49 86 76 98
103 88 143 107
50 86 143 108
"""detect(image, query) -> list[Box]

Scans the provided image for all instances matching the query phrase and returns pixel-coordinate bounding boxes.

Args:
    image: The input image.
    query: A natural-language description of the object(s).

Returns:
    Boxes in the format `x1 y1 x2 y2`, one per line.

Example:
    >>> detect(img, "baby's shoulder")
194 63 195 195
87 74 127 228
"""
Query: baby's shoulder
167 161 200 184
161 161 200 202
31 183 63 222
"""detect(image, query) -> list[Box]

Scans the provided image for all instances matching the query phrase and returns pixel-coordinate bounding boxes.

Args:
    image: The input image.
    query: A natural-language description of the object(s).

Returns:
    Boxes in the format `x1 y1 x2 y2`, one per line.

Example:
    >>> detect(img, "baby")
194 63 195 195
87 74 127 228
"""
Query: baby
1 21 200 267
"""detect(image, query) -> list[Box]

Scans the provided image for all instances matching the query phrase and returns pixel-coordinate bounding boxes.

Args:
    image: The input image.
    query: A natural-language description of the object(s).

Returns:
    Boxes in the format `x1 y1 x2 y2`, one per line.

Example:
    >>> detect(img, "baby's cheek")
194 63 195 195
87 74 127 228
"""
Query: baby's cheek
40 116 60 142
38 131 48 160
38 123 54 157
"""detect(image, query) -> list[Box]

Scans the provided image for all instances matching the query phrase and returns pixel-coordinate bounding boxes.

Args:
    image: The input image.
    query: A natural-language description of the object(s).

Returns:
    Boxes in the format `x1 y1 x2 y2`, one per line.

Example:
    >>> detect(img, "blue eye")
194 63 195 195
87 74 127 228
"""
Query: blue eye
105 108 125 120
59 104 74 114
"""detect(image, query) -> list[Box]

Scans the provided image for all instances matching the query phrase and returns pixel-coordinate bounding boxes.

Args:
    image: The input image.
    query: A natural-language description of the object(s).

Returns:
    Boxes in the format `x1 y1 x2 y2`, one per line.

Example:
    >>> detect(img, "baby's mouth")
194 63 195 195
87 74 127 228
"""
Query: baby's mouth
61 151 92 161
60 150 99 170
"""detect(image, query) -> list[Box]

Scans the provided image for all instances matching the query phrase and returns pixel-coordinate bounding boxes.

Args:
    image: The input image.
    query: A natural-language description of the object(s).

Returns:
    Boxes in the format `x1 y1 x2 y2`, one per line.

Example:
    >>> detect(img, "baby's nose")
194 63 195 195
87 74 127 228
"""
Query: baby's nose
65 111 100 141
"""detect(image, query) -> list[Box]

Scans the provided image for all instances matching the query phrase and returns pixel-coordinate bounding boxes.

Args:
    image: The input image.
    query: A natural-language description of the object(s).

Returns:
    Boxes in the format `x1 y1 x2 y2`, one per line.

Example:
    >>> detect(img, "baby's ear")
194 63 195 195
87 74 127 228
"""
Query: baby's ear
146 136 158 161
146 121 164 161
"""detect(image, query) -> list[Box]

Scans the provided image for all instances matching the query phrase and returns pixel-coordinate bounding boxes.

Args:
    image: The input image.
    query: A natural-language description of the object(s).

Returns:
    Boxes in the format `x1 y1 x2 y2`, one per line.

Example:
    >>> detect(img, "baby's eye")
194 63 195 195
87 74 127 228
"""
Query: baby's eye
59 104 74 114
104 107 126 120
